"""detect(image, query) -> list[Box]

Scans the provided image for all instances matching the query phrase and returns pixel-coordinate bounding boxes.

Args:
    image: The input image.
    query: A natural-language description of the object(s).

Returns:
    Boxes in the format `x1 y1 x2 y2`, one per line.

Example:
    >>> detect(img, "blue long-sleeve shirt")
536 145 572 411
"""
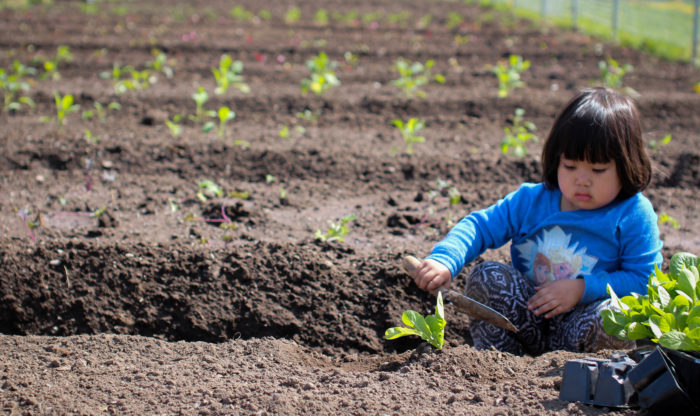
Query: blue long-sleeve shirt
427 182 663 303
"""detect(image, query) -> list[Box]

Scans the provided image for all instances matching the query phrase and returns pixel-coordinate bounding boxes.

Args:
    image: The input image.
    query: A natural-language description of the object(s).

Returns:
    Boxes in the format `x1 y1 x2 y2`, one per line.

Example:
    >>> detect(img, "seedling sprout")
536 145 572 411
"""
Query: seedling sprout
492 54 530 98
314 214 356 242
385 291 446 349
392 117 426 155
501 108 537 158
301 52 340 96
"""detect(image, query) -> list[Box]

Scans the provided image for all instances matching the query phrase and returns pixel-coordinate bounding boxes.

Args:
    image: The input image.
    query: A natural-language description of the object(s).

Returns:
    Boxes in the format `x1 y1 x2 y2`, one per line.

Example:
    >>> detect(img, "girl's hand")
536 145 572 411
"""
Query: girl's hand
413 259 452 292
527 279 585 319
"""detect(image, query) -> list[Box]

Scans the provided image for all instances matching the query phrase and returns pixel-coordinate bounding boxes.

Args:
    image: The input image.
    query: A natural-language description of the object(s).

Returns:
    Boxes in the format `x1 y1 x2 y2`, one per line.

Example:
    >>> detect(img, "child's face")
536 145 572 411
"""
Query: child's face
557 156 622 211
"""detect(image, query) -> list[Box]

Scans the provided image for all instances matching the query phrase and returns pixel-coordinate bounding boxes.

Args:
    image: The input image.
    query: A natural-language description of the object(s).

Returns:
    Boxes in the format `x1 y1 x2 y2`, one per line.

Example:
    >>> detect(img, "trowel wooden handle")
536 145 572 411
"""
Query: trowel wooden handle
402 255 422 275
403 255 448 296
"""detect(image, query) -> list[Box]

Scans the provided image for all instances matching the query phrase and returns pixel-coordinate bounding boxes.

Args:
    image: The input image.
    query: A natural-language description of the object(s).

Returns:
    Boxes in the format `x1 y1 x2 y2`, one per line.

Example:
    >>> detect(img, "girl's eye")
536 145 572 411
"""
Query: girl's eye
564 165 576 170
592 167 608 173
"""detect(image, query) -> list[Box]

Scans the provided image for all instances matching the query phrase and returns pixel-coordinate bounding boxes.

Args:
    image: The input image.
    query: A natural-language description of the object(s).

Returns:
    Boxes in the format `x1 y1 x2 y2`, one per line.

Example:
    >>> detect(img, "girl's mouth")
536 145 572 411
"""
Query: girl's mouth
575 193 592 201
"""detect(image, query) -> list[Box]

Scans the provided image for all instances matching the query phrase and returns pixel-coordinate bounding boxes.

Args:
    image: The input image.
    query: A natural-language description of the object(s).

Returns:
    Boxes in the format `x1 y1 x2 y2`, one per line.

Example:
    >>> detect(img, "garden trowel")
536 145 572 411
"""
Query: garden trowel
402 255 518 332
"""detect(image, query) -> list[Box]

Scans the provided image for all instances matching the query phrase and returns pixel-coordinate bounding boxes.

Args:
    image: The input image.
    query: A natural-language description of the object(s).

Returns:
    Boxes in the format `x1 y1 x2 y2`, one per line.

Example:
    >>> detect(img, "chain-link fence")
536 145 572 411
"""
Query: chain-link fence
485 0 700 62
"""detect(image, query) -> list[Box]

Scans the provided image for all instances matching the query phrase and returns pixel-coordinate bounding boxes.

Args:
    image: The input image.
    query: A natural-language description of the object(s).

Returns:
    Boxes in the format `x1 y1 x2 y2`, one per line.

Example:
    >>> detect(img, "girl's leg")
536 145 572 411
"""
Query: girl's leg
464 261 547 355
547 299 635 352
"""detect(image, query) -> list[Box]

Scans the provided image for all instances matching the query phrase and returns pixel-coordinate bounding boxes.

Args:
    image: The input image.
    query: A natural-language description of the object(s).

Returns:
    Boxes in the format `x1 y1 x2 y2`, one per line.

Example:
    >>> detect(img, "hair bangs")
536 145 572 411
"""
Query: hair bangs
560 103 619 164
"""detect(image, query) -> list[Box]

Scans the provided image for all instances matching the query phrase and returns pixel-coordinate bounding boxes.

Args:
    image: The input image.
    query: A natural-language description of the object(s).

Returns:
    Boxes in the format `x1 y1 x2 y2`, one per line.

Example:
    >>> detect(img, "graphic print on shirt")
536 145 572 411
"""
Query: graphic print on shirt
514 226 598 285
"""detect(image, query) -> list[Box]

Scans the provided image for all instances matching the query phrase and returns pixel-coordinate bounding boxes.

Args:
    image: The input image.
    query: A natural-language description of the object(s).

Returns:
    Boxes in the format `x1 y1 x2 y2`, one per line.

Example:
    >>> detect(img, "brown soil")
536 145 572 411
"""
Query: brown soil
1 0 699 414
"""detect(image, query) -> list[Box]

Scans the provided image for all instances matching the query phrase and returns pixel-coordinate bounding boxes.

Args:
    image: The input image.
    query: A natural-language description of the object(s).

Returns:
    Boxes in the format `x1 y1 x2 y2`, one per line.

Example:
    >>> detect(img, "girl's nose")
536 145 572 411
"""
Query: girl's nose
575 171 591 186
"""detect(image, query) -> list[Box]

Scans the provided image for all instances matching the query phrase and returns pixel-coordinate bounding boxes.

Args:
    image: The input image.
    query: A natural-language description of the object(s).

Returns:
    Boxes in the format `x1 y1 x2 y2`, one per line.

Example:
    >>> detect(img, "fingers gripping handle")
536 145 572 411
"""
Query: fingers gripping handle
402 255 447 297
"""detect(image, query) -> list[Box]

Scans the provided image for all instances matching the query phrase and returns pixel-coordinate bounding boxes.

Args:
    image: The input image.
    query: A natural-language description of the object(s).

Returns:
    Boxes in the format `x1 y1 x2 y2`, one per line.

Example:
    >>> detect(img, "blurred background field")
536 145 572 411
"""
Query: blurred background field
481 0 699 62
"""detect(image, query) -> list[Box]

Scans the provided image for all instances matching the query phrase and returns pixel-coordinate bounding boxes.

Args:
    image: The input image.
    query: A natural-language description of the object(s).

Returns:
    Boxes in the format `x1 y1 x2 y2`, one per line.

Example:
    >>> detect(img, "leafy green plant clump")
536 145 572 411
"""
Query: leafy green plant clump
392 58 445 98
501 108 537 157
301 52 340 96
385 291 446 349
393 117 425 154
314 214 355 242
492 54 530 98
602 252 700 351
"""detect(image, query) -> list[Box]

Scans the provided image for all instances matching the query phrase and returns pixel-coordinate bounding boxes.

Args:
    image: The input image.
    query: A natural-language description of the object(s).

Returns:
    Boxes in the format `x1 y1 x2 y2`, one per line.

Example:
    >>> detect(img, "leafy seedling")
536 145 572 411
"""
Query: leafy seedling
42 92 80 130
0 66 35 112
659 213 680 229
82 101 121 122
501 108 537 158
492 54 530 98
429 178 461 205
598 58 632 90
393 117 425 155
165 114 183 138
314 9 329 26
649 133 672 154
196 179 223 202
314 214 356 242
203 106 235 138
38 45 72 80
300 52 340 96
230 5 254 21
16 208 39 242
385 291 446 349
146 49 175 78
284 7 301 24
392 58 445 98
212 54 250 95
190 87 216 124
602 251 700 351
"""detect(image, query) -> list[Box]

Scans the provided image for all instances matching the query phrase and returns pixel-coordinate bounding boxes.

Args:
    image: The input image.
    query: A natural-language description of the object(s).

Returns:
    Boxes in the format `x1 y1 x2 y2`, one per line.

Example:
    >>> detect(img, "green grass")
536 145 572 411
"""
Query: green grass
483 0 698 62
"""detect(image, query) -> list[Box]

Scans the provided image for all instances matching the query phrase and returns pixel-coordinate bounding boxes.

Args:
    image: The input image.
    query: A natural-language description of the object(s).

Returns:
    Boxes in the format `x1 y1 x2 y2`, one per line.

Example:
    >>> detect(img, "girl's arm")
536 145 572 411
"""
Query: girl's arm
427 184 530 278
579 198 663 303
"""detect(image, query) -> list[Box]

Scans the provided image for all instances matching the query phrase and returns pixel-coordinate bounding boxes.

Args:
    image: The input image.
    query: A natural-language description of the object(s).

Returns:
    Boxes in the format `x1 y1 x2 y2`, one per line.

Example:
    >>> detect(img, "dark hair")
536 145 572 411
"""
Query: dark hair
541 87 651 200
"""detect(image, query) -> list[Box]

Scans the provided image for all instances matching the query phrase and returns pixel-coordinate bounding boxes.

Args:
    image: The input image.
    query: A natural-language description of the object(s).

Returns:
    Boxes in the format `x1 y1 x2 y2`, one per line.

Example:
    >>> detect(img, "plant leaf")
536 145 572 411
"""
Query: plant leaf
658 331 686 350
384 326 422 340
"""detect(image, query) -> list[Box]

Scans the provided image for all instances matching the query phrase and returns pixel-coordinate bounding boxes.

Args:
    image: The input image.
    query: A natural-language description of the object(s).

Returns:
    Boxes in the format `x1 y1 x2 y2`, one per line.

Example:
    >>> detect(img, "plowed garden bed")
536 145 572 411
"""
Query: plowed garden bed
1 0 699 414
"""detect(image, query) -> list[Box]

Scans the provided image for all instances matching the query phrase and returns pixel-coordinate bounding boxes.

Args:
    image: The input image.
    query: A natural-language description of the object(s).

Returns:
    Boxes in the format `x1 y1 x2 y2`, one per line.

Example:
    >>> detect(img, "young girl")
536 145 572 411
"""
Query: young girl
411 87 663 355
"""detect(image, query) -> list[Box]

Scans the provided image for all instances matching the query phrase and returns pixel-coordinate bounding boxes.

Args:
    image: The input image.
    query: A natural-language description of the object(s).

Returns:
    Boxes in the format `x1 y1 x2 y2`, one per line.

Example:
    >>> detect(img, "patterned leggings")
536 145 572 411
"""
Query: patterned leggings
463 261 634 355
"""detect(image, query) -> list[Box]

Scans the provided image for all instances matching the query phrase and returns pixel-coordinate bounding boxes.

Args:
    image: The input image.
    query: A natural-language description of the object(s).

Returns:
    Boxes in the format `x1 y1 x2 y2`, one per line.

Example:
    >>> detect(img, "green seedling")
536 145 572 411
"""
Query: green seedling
190 87 216 124
392 58 445 98
257 9 271 20
386 11 411 27
296 109 321 122
694 82 700 94
492 54 530 98
446 12 464 30
301 52 340 96
203 106 235 138
649 133 672 153
16 208 39 242
385 291 446 349
279 125 306 139
314 214 356 242
165 114 183 138
212 54 250 95
362 11 383 24
42 92 80 130
393 117 425 155
659 213 680 229
603 251 700 351
598 58 633 90
333 10 359 25
146 49 174 78
82 101 121 122
196 179 223 201
230 5 254 21
0 67 35 112
501 108 537 158
429 178 461 205
314 9 329 26
417 13 433 29
284 7 301 24
84 129 99 144
38 45 72 80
